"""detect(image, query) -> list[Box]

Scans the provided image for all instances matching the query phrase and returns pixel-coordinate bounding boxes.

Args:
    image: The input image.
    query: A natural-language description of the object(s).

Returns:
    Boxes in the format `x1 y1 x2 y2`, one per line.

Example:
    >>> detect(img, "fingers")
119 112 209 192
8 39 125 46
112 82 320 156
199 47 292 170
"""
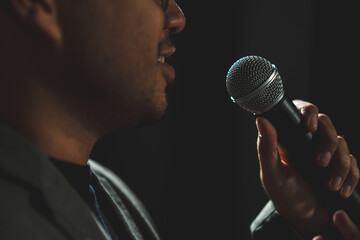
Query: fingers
339 154 359 198
293 99 319 132
316 114 338 167
294 100 358 198
264 100 359 200
313 210 360 240
340 154 359 198
325 136 359 198
333 210 360 240
327 136 350 192
293 100 338 168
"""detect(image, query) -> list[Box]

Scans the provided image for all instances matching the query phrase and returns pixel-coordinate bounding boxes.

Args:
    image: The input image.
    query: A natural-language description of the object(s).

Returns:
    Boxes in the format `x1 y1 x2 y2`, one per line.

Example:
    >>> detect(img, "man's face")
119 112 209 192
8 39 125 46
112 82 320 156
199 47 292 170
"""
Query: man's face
55 0 185 134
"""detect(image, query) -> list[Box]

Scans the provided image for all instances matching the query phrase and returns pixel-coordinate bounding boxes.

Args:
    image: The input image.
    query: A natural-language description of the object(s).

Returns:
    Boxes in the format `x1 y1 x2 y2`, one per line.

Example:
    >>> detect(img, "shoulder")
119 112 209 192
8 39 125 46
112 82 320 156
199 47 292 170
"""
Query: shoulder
0 178 67 239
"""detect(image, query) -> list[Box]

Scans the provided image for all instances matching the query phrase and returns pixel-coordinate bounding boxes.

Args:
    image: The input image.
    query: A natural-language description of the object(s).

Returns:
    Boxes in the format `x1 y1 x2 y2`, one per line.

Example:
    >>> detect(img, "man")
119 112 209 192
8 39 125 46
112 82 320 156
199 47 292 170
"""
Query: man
0 0 185 239
0 0 358 239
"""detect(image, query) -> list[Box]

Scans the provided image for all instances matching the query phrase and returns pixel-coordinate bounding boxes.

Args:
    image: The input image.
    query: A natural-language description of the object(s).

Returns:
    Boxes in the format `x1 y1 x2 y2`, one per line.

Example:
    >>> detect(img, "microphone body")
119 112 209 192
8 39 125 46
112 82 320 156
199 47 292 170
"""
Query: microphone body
226 56 360 237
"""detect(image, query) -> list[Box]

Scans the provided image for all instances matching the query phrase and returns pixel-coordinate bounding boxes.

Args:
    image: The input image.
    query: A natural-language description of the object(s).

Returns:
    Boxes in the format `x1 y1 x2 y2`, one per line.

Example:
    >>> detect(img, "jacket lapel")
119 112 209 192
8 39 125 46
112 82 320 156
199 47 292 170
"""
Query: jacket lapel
0 123 110 240
89 160 161 240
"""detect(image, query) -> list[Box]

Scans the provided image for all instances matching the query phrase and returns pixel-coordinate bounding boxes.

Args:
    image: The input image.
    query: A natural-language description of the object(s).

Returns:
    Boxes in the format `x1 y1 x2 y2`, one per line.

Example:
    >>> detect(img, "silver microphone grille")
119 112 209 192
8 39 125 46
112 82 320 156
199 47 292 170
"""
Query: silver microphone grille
226 56 284 114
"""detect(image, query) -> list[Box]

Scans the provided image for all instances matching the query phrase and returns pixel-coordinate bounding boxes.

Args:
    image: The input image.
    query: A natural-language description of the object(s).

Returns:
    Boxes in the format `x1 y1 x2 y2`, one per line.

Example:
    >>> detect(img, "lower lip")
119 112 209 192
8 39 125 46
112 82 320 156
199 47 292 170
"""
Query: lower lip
158 62 175 84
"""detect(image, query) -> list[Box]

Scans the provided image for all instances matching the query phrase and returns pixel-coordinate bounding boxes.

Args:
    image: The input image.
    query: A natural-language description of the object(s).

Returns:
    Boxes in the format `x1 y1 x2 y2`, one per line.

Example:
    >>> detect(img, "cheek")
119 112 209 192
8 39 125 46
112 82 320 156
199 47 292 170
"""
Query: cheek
62 0 165 86
59 1 168 124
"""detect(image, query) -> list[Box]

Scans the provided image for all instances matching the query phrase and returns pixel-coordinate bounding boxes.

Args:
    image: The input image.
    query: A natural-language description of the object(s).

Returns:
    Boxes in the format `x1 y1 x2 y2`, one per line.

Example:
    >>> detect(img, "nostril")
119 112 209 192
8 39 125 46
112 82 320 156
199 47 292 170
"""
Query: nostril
165 2 186 34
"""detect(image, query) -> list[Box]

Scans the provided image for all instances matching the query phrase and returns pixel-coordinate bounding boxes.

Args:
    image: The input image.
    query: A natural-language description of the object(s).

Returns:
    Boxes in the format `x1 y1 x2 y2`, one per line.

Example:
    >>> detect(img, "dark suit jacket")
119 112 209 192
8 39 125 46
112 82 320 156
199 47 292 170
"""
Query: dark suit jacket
251 201 302 239
0 123 160 240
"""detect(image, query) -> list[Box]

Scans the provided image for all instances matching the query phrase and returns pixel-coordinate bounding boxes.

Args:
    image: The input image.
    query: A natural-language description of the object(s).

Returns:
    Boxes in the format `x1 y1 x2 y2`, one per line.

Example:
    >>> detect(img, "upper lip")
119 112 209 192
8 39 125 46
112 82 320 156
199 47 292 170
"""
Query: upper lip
158 46 176 58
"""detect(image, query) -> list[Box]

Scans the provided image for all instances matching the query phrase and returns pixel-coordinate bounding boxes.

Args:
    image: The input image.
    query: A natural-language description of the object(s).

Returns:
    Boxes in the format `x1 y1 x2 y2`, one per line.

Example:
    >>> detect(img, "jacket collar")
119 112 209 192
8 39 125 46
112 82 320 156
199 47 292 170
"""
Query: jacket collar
0 123 110 240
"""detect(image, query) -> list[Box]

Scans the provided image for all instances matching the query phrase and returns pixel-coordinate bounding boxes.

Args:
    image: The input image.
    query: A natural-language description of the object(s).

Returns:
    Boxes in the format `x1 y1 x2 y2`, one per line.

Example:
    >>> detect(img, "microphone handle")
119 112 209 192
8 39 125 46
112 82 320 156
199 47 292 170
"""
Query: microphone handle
258 95 360 237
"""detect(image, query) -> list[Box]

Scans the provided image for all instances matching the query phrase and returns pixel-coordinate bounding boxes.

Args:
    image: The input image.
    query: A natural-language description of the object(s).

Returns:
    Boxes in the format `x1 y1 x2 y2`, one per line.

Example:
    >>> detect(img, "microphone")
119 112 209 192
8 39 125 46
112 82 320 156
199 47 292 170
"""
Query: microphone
226 55 360 233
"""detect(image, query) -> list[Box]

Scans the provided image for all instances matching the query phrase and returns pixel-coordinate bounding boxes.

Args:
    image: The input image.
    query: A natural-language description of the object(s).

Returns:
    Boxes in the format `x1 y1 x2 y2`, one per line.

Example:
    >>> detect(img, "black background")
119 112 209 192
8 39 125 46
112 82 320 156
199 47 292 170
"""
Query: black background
92 1 360 239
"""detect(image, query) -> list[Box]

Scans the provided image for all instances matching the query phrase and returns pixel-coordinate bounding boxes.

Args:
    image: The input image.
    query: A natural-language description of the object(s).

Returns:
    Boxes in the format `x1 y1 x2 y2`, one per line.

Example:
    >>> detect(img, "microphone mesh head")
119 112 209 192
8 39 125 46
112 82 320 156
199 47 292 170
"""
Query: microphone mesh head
226 56 284 114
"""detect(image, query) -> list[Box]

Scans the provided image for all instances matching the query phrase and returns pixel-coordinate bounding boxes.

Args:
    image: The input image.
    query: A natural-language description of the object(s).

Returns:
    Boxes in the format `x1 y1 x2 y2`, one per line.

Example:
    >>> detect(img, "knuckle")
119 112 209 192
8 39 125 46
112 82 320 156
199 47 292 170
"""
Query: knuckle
337 136 348 145
306 104 318 113
336 136 346 148
337 136 350 154
300 104 318 115
337 135 345 141
318 113 330 120
318 113 333 127
318 114 337 133
293 100 318 112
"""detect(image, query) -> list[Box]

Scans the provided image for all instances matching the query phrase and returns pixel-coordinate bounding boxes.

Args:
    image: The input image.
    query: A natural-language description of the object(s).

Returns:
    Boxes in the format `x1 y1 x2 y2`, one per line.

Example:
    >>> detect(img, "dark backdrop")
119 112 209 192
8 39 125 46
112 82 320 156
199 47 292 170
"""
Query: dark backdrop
91 1 360 239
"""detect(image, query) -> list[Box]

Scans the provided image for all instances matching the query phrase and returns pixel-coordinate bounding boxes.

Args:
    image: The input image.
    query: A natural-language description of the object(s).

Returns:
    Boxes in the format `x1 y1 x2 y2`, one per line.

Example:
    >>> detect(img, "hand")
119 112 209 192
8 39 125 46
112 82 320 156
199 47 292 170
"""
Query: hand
313 210 360 240
256 100 359 239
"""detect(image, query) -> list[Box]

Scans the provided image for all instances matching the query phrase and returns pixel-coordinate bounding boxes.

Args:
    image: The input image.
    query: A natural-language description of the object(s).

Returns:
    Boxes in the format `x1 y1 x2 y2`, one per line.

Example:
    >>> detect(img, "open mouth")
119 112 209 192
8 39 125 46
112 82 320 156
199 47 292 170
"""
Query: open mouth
157 56 165 64
157 41 176 84
156 55 175 84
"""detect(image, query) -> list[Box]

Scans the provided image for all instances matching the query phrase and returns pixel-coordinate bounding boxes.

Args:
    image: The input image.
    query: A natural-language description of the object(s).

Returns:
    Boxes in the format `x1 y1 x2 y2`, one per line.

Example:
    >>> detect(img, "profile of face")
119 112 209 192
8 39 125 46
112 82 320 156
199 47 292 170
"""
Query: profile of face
53 0 186 134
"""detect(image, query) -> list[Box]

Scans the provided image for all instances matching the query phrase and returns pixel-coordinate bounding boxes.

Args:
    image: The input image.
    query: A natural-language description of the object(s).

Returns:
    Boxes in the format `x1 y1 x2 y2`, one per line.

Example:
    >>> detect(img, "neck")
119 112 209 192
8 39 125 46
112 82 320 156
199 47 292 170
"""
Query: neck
0 20 102 166
0 76 98 166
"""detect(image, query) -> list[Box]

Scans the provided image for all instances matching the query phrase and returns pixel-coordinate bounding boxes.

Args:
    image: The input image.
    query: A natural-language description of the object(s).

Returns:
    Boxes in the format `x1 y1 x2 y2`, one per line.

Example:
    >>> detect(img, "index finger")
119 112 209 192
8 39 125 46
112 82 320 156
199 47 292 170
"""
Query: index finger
293 99 319 132
316 114 338 167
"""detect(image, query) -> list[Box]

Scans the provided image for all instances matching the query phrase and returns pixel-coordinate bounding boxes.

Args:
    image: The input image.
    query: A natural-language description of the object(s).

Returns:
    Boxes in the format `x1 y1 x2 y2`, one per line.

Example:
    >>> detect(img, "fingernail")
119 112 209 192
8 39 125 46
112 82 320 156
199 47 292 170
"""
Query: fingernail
332 176 342 190
318 151 331 167
310 114 318 131
343 185 352 198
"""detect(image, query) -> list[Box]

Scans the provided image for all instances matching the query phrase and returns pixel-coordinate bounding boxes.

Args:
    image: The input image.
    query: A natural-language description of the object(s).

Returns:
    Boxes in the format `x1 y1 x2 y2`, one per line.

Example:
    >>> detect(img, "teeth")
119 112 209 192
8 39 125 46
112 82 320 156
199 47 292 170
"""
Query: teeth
157 56 165 64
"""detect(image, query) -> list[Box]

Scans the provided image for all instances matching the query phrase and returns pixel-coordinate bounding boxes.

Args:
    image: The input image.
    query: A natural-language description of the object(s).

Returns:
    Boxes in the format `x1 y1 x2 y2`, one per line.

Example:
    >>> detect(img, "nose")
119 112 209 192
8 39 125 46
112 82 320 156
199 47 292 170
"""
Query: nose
165 1 186 34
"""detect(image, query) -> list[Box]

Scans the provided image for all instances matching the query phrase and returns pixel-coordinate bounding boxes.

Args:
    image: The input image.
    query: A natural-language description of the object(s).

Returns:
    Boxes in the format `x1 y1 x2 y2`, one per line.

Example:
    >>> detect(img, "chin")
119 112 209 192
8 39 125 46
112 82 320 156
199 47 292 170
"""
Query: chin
148 106 168 123
100 93 169 133
139 100 168 126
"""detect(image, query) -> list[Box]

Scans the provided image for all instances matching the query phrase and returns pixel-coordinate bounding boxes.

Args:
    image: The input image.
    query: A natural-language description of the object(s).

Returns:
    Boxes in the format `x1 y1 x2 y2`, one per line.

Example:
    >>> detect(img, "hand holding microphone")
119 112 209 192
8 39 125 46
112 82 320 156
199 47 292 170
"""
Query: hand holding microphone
226 56 360 239
255 110 357 239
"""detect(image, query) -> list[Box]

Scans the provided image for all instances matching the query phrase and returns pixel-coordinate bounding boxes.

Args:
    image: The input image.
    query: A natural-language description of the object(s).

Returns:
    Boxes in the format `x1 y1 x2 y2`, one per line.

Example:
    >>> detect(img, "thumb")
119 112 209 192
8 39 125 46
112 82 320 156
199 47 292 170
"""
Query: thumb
333 210 360 240
256 117 282 179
